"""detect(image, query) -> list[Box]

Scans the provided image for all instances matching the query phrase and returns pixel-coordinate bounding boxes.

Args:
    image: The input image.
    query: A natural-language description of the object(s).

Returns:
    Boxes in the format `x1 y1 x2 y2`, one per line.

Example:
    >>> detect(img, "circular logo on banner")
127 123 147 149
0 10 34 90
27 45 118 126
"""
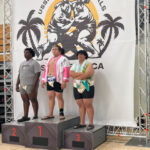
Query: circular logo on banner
17 0 125 62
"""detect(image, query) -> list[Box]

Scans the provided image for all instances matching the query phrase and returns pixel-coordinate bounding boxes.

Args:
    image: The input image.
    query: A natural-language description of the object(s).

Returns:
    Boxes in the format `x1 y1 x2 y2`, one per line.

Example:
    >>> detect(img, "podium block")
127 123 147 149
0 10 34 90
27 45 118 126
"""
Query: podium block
25 116 80 150
2 122 25 145
64 125 106 150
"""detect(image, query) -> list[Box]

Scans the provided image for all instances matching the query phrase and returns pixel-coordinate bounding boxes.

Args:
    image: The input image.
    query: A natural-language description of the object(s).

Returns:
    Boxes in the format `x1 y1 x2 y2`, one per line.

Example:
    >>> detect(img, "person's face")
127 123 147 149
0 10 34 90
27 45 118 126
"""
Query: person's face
78 53 86 62
24 50 32 60
52 46 61 57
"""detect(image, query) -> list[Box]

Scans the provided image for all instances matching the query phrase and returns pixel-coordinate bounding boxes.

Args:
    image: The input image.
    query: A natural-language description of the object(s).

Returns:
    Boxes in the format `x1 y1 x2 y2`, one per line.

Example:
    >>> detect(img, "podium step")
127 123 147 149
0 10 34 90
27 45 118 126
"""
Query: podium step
2 121 25 145
64 125 106 150
25 115 80 150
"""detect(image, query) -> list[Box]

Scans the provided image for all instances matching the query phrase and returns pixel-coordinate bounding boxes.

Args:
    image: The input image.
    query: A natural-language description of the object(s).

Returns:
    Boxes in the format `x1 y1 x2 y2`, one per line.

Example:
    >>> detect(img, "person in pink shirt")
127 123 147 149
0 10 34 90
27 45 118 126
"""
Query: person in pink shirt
41 45 70 120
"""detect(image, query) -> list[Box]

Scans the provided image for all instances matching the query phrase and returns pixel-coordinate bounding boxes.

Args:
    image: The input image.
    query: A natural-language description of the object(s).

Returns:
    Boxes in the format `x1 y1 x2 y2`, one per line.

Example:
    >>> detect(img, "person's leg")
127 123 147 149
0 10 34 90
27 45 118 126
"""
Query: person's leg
48 91 55 117
41 90 55 120
83 99 94 125
55 92 65 119
76 99 86 125
54 82 64 119
73 87 86 128
17 93 30 122
28 91 38 118
41 82 56 120
21 94 30 118
31 98 38 118
56 92 64 109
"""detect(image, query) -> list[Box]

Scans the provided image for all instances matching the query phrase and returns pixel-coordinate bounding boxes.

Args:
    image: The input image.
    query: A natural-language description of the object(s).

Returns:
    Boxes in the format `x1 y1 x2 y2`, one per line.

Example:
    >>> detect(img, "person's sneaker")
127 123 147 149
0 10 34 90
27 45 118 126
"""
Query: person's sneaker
33 116 38 120
17 116 30 122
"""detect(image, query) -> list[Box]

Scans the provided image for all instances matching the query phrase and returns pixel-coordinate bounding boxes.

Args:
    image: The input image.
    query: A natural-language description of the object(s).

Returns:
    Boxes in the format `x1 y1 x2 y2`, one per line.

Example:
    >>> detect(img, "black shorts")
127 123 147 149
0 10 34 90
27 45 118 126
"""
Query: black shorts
73 86 95 100
47 82 63 93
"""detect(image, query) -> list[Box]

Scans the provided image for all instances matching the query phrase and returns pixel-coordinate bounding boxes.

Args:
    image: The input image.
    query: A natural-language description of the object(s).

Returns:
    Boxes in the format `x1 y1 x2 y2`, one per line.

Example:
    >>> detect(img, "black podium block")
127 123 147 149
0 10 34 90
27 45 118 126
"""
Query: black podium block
64 125 106 150
25 116 80 150
2 121 25 145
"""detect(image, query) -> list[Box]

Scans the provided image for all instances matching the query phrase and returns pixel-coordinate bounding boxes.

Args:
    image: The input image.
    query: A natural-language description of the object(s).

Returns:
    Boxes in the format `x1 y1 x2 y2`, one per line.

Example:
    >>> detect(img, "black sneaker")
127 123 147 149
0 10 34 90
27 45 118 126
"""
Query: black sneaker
17 116 30 122
33 116 38 120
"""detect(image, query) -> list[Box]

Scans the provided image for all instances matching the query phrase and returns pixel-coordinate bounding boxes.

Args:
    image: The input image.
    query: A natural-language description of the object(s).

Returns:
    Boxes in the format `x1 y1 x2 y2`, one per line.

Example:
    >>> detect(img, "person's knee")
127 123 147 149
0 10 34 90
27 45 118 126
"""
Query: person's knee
77 101 84 108
23 99 30 104
48 94 55 100
56 93 63 101
84 102 92 109
30 98 38 103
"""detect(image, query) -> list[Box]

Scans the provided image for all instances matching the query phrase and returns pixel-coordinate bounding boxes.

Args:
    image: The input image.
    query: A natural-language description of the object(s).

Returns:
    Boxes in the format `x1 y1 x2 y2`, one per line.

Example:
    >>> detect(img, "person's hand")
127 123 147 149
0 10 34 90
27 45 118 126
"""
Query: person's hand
61 82 67 90
75 76 82 80
75 72 83 79
16 85 19 92
41 82 46 88
31 87 36 93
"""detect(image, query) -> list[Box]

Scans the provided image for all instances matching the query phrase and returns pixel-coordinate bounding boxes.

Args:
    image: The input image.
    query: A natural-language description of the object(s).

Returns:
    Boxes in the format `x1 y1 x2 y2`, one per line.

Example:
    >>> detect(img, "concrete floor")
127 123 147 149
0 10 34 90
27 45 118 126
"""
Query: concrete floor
0 135 150 150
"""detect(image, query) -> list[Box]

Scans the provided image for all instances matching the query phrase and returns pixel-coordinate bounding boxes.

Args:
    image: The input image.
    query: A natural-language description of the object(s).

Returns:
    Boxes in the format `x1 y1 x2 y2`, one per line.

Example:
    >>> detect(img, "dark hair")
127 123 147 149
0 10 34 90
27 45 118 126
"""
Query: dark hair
53 45 65 55
77 50 88 59
24 48 35 57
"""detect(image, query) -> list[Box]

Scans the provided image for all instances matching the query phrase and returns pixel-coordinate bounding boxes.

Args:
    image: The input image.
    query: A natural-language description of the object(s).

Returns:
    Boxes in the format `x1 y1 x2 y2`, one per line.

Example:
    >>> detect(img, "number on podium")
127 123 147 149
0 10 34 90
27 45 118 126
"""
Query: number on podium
38 126 42 136
76 134 81 142
12 128 16 136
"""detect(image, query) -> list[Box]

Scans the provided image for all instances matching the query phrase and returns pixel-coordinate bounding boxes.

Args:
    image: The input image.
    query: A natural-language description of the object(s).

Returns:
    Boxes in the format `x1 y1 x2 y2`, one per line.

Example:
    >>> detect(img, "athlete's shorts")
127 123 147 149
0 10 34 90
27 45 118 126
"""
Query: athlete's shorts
73 86 95 100
47 82 63 93
19 85 39 95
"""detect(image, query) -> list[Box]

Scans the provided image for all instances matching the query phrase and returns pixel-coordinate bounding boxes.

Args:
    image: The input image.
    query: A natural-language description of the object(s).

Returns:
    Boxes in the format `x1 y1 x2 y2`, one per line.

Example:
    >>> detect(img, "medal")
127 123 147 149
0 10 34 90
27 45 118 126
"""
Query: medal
22 85 27 90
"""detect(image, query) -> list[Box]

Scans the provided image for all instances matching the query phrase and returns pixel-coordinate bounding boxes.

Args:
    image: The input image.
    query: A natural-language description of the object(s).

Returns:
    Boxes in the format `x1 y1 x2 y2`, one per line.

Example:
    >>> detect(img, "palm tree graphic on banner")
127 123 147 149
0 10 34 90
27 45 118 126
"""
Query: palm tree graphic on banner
97 14 125 57
17 10 44 56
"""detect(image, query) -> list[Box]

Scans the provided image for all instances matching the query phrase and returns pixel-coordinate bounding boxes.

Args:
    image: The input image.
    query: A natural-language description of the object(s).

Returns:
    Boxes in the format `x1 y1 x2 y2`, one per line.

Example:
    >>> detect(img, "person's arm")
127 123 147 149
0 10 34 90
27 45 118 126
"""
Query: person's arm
16 74 20 92
32 62 41 91
75 64 94 80
70 71 83 79
70 62 84 79
41 58 50 88
41 67 46 88
31 72 41 92
41 66 46 82
61 58 70 89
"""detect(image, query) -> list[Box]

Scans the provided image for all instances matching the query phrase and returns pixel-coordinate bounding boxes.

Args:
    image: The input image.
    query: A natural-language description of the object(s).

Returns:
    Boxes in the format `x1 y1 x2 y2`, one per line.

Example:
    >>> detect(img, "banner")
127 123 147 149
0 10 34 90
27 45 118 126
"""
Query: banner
12 0 136 126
